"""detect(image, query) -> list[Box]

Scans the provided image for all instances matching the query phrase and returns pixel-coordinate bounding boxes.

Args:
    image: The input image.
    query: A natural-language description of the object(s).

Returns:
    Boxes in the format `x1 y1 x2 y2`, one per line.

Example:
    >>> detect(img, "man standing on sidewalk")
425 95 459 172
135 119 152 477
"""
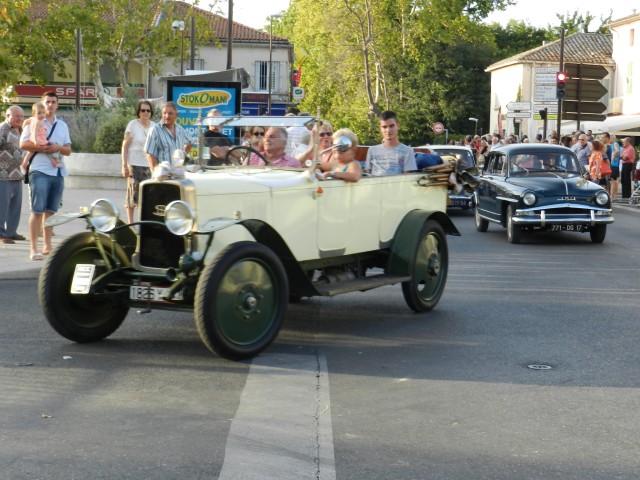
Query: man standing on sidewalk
0 106 26 244
19 91 71 260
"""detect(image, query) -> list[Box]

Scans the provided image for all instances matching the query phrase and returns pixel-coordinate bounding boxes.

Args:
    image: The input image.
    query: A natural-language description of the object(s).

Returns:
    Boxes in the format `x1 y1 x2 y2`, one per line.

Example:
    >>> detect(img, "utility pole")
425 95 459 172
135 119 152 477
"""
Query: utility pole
556 28 565 137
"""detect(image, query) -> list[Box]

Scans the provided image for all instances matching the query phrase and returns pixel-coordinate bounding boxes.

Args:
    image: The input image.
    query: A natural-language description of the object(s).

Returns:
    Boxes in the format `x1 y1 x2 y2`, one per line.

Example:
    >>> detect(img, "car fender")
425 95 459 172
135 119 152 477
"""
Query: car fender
387 210 460 276
200 216 317 297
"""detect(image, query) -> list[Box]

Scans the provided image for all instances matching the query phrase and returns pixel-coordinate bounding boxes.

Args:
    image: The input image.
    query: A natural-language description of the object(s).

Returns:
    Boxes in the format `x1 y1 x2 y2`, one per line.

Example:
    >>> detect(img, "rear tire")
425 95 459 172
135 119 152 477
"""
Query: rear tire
39 233 130 342
401 220 449 312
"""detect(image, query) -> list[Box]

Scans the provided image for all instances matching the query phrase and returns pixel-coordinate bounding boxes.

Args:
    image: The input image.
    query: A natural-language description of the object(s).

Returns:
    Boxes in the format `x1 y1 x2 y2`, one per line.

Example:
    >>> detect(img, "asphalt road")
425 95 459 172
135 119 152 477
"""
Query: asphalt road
1 206 639 479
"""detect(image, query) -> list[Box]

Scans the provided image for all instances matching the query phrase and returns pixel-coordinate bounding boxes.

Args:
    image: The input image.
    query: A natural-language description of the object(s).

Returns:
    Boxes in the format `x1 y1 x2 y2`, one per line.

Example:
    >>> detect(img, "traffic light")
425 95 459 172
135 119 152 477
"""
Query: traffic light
556 71 567 100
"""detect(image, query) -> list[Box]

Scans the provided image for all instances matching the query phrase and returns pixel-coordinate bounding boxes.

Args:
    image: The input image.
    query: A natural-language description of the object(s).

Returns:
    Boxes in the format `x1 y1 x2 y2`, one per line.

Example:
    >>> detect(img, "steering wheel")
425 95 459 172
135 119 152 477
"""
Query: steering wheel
225 145 269 166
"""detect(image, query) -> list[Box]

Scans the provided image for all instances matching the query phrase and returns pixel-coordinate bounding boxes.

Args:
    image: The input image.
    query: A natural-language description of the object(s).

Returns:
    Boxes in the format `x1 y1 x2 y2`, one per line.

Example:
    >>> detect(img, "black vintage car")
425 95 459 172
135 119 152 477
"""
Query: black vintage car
474 144 614 243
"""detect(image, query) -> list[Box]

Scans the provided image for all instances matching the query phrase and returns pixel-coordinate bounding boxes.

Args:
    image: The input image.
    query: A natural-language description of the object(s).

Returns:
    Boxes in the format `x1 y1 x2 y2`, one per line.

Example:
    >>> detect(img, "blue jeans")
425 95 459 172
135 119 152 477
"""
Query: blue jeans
0 180 22 237
29 171 64 214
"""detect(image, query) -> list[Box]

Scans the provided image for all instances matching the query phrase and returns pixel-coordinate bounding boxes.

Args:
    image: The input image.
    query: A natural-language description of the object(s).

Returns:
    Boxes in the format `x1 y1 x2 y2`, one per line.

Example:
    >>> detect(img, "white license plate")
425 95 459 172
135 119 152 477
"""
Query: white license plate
129 286 183 302
70 264 96 294
549 224 586 232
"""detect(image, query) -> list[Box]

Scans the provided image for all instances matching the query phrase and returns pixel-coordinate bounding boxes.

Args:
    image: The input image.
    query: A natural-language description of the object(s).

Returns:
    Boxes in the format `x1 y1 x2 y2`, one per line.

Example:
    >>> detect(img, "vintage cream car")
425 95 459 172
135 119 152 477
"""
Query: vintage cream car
40 116 460 360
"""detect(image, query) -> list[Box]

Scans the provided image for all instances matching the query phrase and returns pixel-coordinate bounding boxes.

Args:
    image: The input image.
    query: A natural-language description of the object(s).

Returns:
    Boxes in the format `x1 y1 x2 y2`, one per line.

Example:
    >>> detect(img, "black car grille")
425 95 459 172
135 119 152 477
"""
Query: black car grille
139 183 185 268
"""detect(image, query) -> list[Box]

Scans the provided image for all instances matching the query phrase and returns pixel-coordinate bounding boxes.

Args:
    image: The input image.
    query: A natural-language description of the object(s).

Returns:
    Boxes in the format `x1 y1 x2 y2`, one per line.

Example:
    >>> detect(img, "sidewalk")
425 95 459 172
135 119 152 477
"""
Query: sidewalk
0 187 125 280
1 186 639 281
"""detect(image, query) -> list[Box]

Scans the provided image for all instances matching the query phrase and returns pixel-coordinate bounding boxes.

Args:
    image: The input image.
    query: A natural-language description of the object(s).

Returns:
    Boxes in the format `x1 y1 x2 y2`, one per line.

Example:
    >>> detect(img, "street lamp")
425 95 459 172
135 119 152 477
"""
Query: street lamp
267 14 282 115
172 20 186 75
468 117 478 136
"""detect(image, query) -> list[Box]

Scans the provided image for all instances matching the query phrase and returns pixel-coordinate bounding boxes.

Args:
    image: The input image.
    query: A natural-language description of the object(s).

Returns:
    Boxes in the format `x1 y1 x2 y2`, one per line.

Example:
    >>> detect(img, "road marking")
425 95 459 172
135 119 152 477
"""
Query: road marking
218 353 336 480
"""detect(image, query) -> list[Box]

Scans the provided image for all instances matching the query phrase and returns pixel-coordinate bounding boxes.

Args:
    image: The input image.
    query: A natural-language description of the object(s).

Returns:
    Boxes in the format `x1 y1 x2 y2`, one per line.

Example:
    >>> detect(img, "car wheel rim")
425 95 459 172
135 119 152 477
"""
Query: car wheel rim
215 258 278 345
415 232 443 301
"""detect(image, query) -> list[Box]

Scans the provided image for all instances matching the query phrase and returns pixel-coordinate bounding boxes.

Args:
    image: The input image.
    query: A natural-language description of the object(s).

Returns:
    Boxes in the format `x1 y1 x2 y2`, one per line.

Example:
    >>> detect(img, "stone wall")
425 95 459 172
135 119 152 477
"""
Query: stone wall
65 153 126 190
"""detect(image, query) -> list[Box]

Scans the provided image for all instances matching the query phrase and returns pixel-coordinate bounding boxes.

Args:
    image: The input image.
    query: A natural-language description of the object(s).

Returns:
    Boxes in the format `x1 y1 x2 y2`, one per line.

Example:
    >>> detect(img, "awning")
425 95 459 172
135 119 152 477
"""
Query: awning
158 68 251 89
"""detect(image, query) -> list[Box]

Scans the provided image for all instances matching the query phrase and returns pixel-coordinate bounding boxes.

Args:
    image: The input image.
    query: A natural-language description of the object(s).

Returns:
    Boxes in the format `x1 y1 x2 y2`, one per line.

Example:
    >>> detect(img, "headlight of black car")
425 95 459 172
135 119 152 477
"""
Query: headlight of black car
595 191 610 206
522 192 537 206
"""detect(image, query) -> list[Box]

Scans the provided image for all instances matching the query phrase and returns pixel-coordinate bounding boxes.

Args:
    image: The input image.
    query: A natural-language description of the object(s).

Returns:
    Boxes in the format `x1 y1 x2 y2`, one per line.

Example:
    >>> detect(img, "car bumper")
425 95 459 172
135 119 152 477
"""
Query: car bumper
513 204 614 226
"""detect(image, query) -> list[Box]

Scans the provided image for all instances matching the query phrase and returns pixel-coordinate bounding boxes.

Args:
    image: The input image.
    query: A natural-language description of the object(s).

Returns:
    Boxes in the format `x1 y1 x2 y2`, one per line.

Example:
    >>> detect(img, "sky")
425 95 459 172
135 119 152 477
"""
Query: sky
208 0 635 31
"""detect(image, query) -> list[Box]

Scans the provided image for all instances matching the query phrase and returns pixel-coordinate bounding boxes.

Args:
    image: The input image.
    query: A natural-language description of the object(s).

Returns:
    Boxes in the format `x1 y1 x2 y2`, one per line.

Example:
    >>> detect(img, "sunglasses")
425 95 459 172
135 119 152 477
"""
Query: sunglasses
140 109 152 113
319 132 332 137
253 132 265 136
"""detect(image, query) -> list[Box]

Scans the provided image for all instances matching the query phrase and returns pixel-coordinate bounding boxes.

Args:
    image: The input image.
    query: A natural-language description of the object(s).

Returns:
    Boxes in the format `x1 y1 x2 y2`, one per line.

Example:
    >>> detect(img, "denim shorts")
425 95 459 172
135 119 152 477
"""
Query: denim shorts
29 171 64 214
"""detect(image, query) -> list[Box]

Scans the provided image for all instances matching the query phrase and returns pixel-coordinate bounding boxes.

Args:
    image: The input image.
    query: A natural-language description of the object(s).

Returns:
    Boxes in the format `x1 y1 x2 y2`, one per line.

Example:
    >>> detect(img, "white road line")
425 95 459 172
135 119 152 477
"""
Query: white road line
218 353 336 480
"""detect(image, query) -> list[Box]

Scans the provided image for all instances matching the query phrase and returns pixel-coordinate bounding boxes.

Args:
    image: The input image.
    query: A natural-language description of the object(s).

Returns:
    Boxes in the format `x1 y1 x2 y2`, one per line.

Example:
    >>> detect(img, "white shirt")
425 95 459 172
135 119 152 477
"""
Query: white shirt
125 119 156 167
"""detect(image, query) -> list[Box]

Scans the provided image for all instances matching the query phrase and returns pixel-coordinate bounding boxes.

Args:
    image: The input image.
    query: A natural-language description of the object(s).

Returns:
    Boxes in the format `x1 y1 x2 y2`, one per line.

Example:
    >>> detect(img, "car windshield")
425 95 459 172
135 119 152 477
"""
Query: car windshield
509 152 581 174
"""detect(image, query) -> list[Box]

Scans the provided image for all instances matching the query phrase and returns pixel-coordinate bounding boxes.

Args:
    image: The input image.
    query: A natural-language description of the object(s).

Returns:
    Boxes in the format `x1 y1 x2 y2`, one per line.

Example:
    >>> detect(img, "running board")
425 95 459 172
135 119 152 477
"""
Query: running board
315 274 411 297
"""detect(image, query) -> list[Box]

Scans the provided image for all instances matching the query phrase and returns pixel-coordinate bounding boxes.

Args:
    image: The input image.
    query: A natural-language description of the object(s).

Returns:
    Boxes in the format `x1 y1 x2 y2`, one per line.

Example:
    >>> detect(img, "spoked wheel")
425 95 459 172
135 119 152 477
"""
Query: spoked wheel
506 205 522 244
589 224 607 243
401 220 449 312
38 232 130 342
475 207 488 232
225 145 268 166
195 242 288 360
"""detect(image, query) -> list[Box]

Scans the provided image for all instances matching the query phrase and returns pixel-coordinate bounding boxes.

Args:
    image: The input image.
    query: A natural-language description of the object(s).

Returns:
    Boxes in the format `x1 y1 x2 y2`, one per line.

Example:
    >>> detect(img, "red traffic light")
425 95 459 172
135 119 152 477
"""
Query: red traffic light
557 71 567 82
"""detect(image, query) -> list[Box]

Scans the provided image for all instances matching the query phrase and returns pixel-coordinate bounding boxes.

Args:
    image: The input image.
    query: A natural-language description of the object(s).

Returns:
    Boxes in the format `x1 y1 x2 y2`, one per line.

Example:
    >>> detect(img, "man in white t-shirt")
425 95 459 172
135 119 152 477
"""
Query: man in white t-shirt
365 110 416 176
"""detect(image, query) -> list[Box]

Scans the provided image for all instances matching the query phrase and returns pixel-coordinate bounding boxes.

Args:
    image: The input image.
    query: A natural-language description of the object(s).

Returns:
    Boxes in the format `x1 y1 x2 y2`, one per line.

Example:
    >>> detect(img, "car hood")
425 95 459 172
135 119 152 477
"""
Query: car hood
506 173 601 197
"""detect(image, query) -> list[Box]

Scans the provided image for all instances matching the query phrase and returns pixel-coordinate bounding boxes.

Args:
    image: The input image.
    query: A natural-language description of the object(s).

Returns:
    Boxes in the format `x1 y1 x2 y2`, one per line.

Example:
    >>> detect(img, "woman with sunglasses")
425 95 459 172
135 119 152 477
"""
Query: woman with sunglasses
295 121 334 165
121 100 156 223
248 126 266 153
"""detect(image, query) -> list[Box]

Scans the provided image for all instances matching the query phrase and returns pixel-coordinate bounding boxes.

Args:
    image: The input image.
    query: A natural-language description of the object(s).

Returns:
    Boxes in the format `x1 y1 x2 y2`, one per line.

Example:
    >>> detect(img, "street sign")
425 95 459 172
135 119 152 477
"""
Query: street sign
534 85 557 102
534 103 558 114
561 112 606 122
535 73 556 85
562 100 607 114
292 87 305 101
506 101 531 111
564 63 608 80
506 111 531 118
565 79 608 101
432 122 445 135
533 113 558 121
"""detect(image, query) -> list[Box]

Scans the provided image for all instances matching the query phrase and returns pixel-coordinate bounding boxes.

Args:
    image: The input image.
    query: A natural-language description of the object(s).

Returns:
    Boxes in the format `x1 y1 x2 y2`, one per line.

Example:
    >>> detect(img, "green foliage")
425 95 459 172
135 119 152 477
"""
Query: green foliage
93 114 129 154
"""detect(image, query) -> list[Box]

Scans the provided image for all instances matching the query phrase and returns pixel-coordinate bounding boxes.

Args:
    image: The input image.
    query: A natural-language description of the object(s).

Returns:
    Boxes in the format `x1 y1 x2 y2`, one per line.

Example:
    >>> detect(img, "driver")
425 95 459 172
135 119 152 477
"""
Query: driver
243 127 302 168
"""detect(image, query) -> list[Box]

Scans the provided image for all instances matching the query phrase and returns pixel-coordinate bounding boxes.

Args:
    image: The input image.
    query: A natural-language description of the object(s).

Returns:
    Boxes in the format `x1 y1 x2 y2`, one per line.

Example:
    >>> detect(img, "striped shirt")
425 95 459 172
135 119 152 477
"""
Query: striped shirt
144 122 193 165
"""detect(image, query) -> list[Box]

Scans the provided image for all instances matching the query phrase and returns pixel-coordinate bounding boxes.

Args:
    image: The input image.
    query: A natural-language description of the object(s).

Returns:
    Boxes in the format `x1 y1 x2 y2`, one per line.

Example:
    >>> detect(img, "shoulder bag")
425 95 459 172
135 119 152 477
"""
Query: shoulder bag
24 121 57 184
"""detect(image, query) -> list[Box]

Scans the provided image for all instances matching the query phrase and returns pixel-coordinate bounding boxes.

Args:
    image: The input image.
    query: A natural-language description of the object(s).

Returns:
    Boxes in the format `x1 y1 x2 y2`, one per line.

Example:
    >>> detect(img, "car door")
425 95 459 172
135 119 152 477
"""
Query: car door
476 153 505 223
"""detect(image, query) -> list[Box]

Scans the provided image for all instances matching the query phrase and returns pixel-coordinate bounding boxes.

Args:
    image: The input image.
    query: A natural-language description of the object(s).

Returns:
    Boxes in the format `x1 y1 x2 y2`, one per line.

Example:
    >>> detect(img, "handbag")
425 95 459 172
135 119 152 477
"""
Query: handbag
23 121 57 184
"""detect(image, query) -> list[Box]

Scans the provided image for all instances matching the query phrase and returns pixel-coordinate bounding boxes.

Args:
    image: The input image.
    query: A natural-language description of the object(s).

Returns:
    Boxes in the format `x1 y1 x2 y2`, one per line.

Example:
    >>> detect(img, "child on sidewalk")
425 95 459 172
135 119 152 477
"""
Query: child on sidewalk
23 102 62 168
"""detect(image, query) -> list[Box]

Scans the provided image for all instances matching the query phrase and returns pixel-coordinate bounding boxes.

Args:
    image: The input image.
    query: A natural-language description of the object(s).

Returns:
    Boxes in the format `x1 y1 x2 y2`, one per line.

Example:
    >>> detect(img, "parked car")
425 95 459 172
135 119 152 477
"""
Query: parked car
39 117 460 360
474 143 614 244
416 145 476 209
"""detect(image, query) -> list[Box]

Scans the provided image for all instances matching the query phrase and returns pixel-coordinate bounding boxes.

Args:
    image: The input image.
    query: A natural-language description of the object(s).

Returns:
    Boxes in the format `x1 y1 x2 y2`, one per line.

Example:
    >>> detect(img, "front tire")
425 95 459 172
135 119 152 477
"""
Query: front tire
401 220 449 312
506 205 522 244
195 242 288 360
475 207 488 232
38 232 130 343
590 224 606 243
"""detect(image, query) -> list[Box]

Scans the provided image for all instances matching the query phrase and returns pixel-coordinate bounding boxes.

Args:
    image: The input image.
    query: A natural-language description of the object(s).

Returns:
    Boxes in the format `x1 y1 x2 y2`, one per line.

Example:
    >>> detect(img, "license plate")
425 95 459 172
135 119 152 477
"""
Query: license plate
549 224 586 232
450 199 470 207
129 286 184 302
70 264 96 294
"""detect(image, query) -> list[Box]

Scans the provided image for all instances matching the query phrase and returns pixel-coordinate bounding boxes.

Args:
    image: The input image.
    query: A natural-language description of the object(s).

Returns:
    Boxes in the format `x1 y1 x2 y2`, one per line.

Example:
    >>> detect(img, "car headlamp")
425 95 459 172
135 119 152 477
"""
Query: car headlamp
522 192 537 206
89 199 119 233
595 191 609 206
165 200 196 236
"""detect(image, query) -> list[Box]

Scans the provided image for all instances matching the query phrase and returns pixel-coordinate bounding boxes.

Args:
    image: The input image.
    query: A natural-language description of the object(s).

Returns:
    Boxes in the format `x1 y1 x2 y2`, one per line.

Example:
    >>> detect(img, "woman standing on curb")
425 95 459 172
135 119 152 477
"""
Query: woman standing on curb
121 101 156 223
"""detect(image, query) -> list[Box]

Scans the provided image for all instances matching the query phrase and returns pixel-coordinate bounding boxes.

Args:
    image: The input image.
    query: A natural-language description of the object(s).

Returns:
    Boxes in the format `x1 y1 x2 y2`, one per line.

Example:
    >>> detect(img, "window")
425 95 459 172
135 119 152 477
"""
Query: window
193 58 205 70
255 60 286 92
630 29 635 47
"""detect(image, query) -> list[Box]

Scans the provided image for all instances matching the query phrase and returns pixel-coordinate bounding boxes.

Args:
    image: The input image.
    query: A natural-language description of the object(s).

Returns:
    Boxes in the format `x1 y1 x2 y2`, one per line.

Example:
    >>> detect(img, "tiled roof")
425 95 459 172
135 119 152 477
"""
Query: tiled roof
28 0 289 45
486 32 613 71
